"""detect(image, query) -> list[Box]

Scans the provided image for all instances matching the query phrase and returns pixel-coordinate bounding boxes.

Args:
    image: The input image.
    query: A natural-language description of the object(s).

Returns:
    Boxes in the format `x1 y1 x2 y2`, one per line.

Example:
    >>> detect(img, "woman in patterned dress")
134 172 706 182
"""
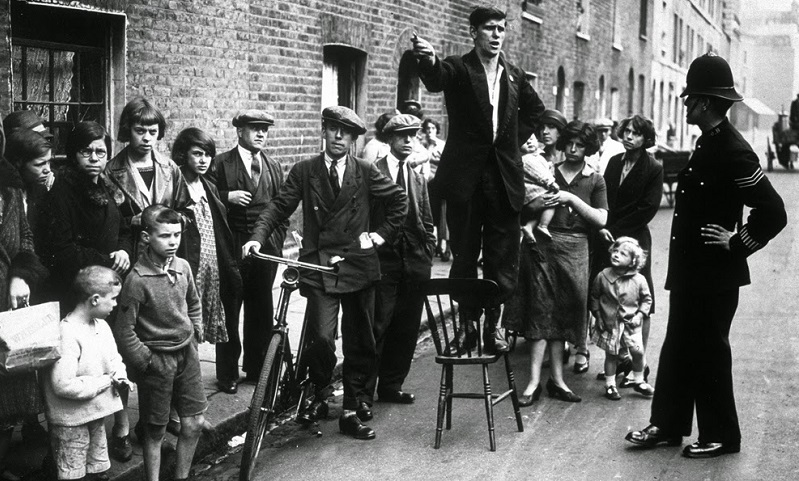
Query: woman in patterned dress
173 128 242 393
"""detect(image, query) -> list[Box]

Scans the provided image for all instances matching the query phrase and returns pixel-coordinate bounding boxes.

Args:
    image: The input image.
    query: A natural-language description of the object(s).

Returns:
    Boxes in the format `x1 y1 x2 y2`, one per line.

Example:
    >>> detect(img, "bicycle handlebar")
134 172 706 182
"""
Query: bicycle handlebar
248 251 342 276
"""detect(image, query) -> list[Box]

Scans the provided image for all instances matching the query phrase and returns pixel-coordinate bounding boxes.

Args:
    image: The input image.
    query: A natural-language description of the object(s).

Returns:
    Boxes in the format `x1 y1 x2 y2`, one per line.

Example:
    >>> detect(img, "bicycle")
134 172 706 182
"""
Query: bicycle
239 251 343 481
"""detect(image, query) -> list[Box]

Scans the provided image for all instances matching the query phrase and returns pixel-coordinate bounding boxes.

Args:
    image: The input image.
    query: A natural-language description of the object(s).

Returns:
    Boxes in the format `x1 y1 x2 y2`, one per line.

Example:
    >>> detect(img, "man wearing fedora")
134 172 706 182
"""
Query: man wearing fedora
243 106 407 440
366 114 436 407
208 110 287 394
412 6 545 354
626 53 786 458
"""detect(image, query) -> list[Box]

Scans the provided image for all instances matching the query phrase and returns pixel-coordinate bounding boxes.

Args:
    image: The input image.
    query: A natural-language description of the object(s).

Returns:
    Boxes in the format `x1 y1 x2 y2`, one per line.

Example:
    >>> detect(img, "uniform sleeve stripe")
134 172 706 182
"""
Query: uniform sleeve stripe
739 225 764 251
735 169 764 188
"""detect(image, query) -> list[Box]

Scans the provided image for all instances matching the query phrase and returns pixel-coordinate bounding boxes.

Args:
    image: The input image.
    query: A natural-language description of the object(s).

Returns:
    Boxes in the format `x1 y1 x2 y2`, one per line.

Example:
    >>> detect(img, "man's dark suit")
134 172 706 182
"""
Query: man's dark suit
365 156 435 403
249 153 407 410
208 147 287 382
419 50 545 305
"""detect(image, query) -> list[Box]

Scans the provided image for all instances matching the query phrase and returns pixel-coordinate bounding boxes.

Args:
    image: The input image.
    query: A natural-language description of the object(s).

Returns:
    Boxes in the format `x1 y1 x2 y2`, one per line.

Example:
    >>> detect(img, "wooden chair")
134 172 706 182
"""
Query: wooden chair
422 278 523 451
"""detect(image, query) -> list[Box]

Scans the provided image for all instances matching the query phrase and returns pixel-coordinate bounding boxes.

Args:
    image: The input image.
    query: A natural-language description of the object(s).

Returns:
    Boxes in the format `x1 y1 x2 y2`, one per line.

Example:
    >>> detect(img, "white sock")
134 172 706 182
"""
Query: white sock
633 371 645 384
605 375 616 387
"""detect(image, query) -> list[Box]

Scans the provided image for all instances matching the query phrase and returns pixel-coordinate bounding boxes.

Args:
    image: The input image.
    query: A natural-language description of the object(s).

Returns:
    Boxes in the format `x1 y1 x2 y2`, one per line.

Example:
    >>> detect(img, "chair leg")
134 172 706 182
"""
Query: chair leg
482 364 496 452
504 353 524 432
435 366 447 449
445 365 453 430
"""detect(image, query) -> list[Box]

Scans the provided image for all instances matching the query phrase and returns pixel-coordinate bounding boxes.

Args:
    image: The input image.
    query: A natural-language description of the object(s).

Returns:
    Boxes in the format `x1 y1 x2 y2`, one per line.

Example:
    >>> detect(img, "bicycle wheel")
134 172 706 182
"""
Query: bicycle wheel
240 332 284 481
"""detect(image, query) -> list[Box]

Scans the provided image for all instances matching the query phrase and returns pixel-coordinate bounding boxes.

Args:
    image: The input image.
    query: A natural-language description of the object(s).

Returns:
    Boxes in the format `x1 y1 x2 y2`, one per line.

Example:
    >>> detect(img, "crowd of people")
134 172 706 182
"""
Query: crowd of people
0 5 789 481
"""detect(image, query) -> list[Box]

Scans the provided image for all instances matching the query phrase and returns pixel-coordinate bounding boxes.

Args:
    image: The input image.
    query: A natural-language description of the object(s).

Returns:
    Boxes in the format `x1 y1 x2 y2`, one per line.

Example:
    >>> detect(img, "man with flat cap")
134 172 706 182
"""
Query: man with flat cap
366 114 435 407
243 106 407 440
626 53 786 458
208 110 287 394
412 6 545 354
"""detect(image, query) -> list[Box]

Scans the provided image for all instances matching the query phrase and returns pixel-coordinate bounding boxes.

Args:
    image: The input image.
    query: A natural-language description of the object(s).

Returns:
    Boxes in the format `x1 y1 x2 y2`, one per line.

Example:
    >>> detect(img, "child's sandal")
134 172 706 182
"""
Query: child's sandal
604 385 621 400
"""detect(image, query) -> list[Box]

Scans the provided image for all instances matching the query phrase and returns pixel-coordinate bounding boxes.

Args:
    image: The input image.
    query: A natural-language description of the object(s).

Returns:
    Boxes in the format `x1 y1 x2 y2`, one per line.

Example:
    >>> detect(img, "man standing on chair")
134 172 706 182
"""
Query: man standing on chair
208 111 287 394
243 107 407 440
367 114 436 407
412 6 545 353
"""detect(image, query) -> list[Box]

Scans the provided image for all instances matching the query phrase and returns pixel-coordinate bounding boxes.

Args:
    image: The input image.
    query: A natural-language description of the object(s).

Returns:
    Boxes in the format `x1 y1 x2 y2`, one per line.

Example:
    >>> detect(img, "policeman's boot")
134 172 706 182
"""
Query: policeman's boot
483 306 509 355
447 307 480 355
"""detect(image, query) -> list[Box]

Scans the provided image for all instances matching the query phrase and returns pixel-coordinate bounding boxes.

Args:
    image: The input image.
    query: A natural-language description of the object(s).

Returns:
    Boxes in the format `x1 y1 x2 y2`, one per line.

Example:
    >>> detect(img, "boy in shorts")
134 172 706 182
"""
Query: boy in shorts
113 205 205 481
44 266 132 480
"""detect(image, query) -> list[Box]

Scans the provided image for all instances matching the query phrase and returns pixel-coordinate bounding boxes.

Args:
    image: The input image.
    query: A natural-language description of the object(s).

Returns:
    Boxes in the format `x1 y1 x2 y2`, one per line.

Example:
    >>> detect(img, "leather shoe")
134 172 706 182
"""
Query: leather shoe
339 414 375 440
682 441 740 458
378 390 415 404
297 400 329 424
483 328 509 354
356 402 373 421
546 379 581 402
625 425 683 448
573 351 590 374
518 384 542 407
217 380 238 394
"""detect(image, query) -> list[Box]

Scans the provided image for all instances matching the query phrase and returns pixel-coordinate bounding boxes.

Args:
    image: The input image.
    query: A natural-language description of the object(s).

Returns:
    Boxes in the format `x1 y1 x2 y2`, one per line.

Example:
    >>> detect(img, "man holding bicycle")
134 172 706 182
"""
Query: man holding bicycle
243 106 407 440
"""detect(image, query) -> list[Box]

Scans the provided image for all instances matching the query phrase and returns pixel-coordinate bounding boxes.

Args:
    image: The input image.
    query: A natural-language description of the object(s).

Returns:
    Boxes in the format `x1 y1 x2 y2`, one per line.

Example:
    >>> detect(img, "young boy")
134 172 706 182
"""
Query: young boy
113 205 206 481
44 266 132 481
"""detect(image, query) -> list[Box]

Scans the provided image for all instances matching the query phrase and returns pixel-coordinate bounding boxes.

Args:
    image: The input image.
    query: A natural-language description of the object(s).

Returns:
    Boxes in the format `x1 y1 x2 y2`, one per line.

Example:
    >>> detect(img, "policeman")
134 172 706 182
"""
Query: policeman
625 53 787 458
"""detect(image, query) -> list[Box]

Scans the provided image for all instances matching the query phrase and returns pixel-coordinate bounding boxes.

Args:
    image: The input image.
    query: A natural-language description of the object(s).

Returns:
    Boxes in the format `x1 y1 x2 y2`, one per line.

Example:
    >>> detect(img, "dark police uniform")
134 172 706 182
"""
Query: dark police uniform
651 118 786 446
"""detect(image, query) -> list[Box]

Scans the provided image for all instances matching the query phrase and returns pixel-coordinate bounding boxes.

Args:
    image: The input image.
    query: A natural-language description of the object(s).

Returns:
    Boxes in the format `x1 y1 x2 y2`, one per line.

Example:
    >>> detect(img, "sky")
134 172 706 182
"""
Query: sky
741 0 793 12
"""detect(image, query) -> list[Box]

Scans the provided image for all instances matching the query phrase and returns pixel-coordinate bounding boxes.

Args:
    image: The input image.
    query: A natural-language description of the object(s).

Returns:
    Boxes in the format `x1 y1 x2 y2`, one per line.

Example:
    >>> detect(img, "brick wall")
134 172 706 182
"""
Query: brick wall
0 0 652 231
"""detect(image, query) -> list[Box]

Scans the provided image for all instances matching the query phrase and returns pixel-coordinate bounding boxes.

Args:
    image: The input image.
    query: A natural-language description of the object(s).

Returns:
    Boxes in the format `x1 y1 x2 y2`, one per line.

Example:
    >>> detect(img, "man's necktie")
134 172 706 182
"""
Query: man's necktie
329 158 340 197
251 152 261 187
396 160 406 191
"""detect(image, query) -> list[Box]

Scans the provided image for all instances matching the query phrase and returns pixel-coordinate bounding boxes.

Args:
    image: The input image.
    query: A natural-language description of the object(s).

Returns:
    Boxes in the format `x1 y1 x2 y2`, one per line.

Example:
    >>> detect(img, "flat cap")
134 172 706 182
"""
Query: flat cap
3 110 53 139
383 114 421 134
322 106 366 135
592 118 614 129
232 110 275 128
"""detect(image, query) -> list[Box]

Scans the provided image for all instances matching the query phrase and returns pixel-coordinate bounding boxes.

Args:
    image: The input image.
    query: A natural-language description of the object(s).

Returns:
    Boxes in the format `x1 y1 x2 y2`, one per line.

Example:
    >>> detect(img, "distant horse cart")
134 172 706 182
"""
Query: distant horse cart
654 148 691 207
768 113 798 171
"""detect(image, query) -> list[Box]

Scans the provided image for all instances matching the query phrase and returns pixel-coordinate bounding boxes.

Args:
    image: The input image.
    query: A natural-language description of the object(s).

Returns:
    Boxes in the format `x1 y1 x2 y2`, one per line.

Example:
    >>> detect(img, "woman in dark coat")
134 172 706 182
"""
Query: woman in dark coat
0 120 48 481
36 121 132 307
173 127 243 394
595 115 663 380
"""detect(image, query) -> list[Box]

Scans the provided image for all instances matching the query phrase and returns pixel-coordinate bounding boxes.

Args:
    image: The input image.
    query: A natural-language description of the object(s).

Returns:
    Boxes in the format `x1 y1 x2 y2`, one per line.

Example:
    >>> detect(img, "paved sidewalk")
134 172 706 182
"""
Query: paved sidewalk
5 256 454 481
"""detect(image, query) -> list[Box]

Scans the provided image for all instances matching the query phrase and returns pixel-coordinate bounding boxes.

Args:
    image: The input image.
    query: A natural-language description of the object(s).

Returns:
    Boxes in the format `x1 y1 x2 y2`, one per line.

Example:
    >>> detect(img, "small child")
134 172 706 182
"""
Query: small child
590 237 654 400
113 205 206 481
520 134 559 240
44 266 133 481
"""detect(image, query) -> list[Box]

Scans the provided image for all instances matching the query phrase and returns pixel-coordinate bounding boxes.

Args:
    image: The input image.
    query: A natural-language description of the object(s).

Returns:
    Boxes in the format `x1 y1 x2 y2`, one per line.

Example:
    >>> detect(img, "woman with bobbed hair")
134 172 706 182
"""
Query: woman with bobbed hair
105 98 183 259
504 120 608 405
593 114 663 384
37 121 132 304
173 127 243 394
4 128 53 230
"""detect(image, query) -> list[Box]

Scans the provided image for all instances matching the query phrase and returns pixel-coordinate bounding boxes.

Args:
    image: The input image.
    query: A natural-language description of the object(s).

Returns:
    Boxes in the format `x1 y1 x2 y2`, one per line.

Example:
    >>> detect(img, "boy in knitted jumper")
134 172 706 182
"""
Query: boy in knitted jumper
113 205 205 481
44 266 132 480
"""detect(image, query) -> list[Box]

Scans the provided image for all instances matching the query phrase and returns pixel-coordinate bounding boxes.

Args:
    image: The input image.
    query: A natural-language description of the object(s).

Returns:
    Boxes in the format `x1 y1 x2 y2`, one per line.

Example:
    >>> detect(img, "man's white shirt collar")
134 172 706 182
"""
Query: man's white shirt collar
238 145 261 178
386 152 408 187
324 152 347 179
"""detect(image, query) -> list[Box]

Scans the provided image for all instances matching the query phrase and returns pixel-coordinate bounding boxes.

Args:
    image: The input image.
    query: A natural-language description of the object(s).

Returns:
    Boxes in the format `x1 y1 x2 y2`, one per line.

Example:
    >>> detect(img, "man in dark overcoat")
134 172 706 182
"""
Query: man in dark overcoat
243 106 407 440
207 110 287 393
412 6 545 352
626 53 787 458
366 114 436 407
